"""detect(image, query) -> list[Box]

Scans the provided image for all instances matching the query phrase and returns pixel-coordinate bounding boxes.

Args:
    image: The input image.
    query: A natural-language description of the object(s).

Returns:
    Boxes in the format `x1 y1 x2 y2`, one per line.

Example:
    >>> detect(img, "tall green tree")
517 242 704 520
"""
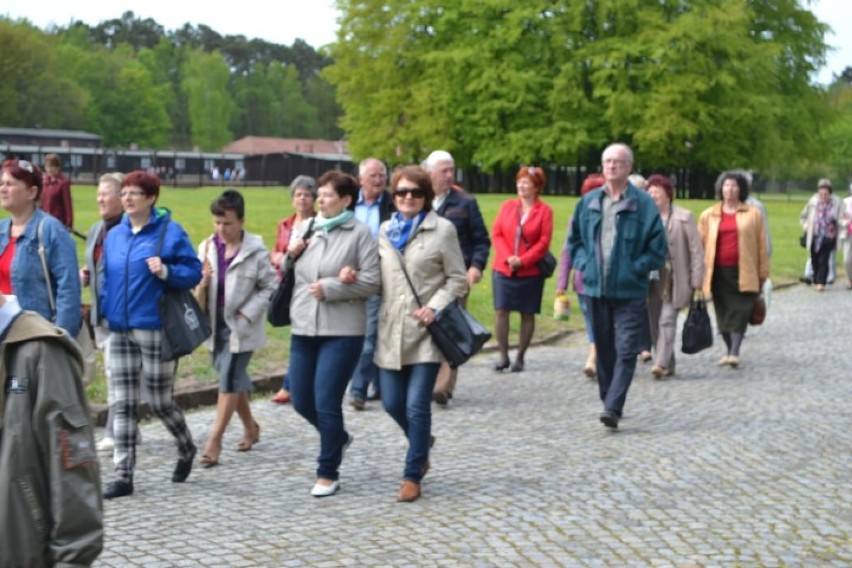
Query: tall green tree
181 48 236 150
327 0 829 174
0 19 87 129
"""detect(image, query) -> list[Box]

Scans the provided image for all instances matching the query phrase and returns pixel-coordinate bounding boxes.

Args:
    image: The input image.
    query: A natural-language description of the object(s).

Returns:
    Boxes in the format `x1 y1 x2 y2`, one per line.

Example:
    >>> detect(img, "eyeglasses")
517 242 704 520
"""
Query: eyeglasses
120 190 146 199
17 160 34 173
603 158 630 166
394 187 426 199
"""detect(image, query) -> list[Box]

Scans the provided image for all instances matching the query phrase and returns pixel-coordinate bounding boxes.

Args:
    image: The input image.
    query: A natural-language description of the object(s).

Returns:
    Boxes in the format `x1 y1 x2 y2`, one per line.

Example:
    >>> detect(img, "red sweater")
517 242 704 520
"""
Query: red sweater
41 173 73 229
491 198 554 277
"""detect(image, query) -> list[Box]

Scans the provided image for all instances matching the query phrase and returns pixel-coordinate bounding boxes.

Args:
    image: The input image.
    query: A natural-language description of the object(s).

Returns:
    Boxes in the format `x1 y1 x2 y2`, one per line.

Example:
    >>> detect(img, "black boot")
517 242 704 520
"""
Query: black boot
104 478 134 499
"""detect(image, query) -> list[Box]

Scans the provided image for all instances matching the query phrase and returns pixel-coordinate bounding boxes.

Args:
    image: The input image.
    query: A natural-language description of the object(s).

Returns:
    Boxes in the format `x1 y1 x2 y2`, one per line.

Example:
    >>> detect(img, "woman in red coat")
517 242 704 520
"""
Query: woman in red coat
491 166 554 372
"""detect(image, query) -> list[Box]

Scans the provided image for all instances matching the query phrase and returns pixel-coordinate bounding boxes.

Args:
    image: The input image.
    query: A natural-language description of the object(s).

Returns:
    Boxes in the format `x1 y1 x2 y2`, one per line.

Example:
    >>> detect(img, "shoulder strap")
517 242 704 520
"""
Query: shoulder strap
155 217 170 257
36 219 56 319
394 249 423 308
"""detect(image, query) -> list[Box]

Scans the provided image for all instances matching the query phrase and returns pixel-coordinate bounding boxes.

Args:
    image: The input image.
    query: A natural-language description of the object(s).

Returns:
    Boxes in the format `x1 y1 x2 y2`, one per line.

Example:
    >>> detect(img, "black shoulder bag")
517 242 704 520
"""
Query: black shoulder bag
396 251 491 369
267 219 315 327
155 220 212 361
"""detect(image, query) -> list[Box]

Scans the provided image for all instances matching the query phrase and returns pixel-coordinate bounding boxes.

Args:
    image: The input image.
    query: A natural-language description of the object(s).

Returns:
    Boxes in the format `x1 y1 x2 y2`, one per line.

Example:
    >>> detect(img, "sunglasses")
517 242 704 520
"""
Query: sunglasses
394 186 426 199
18 160 34 173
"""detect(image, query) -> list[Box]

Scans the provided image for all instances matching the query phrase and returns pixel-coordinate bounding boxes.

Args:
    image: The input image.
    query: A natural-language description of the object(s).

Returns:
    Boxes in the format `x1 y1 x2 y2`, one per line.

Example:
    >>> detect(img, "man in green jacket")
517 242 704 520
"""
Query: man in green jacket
0 294 103 567
569 143 668 429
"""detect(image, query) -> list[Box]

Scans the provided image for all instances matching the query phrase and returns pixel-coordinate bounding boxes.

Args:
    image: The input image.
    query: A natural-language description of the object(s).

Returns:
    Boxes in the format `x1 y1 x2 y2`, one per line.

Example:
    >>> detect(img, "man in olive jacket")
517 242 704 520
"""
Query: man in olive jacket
0 294 103 567
569 143 668 429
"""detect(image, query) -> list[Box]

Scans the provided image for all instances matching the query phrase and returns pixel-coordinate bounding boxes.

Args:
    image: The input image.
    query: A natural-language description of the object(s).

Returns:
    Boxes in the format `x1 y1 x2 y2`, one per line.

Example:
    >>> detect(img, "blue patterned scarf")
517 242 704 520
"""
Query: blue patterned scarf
385 211 426 250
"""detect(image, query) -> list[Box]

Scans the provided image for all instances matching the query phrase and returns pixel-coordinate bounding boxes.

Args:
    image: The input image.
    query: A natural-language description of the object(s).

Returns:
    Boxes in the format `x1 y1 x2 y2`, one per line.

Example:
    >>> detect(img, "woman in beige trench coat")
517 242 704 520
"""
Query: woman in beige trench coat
645 175 705 378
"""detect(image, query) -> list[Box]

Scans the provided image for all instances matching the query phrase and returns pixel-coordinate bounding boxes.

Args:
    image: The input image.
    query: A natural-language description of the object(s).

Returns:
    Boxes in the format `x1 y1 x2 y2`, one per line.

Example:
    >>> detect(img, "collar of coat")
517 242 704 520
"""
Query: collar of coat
586 183 641 215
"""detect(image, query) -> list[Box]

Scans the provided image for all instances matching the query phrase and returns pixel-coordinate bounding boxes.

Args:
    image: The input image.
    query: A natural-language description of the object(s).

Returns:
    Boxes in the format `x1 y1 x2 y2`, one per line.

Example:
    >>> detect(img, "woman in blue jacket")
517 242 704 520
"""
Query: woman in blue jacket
99 171 202 500
0 159 81 336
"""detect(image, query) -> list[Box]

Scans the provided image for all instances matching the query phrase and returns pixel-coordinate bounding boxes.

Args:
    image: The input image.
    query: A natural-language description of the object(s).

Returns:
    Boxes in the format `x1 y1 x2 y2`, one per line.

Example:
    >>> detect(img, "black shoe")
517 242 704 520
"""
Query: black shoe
510 361 524 373
494 359 511 372
599 411 620 429
432 391 449 406
799 277 813 285
172 447 196 483
104 479 134 499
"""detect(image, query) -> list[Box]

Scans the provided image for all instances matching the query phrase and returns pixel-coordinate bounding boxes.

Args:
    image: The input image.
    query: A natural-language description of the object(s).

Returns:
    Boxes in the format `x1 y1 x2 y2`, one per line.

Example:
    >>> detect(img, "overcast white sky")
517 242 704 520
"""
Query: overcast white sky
2 0 850 83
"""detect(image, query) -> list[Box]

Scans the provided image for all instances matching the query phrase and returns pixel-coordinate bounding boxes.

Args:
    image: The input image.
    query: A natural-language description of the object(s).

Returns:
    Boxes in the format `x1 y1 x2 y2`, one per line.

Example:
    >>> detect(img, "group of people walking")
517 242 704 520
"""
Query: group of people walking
0 143 785 563
565 144 770 429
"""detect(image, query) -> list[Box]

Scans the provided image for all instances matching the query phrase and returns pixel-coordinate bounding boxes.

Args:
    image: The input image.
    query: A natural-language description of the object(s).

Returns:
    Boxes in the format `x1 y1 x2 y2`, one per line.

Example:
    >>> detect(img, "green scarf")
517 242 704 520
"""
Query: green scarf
315 210 354 233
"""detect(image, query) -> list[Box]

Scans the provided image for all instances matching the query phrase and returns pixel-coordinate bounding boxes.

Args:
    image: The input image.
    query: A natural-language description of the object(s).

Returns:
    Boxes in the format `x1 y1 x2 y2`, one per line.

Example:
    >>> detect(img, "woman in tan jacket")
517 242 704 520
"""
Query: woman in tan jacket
698 172 769 368
645 175 705 378
375 165 468 502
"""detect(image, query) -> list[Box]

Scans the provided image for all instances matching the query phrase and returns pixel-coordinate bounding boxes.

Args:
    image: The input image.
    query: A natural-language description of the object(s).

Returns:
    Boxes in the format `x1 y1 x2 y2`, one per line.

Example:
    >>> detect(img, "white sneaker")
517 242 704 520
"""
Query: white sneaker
97 437 115 452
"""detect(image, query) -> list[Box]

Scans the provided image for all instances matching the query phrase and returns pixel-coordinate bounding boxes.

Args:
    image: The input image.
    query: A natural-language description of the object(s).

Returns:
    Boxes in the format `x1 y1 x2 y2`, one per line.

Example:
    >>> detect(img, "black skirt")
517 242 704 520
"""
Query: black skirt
492 271 545 314
710 266 757 333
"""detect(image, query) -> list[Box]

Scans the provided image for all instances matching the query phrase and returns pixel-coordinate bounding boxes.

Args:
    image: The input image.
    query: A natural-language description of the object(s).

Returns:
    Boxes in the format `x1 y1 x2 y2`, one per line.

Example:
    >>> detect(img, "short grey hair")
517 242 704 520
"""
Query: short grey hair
422 150 454 170
358 157 386 177
98 172 124 194
289 174 317 198
602 143 634 165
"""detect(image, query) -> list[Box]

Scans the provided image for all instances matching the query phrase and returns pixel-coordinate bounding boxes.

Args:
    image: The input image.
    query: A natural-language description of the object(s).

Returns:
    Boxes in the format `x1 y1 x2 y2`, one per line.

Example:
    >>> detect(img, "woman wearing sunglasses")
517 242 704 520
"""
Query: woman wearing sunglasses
374 165 468 502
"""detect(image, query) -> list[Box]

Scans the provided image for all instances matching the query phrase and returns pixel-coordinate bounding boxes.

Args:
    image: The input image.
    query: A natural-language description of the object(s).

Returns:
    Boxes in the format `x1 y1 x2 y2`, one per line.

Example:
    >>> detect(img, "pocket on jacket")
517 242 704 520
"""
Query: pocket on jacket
58 406 97 470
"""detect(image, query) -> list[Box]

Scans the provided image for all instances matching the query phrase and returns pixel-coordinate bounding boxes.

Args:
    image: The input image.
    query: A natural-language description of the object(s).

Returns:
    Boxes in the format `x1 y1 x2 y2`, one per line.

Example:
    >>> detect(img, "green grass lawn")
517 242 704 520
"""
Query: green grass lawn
63 184 820 402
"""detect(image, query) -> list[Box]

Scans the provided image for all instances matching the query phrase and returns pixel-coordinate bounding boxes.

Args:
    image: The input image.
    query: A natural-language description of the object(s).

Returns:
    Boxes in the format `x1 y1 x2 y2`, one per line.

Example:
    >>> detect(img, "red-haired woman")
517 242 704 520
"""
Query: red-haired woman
645 174 704 378
491 166 554 372
0 159 81 335
557 173 605 378
99 171 202 499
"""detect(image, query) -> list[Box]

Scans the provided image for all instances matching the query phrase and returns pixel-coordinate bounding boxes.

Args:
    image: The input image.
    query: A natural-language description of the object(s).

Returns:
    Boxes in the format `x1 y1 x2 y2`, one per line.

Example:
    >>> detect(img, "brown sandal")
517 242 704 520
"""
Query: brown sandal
199 442 221 468
236 421 260 452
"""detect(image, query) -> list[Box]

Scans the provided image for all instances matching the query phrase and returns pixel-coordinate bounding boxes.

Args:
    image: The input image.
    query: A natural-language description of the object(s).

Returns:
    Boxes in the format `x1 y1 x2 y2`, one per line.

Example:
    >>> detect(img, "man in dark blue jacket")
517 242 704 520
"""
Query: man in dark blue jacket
423 150 491 405
569 143 667 429
349 158 395 410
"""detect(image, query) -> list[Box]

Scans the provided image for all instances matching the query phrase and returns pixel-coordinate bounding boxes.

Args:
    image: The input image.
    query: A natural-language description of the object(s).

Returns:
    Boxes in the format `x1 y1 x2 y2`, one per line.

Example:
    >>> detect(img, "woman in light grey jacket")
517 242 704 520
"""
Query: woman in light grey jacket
195 190 277 467
288 171 380 497
375 165 468 502
645 175 705 378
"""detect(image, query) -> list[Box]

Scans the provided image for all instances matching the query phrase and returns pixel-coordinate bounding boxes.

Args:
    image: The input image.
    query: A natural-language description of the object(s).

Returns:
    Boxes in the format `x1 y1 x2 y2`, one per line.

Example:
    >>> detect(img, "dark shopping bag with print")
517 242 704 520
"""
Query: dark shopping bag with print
158 288 211 361
155 219 211 361
681 293 713 355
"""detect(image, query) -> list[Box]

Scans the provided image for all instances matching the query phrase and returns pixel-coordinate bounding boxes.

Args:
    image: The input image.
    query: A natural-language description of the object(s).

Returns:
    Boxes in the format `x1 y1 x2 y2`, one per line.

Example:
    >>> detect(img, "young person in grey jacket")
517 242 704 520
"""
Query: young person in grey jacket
0 294 103 567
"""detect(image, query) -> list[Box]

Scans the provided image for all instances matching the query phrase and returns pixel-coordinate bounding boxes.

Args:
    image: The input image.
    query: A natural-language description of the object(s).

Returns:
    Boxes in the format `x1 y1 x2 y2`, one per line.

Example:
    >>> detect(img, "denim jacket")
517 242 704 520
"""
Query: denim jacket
569 184 668 300
0 209 81 336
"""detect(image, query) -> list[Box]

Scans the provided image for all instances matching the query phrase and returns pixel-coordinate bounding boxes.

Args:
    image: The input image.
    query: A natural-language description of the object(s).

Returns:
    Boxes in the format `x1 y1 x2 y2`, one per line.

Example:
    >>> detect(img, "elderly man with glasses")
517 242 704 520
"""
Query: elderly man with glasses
569 143 668 429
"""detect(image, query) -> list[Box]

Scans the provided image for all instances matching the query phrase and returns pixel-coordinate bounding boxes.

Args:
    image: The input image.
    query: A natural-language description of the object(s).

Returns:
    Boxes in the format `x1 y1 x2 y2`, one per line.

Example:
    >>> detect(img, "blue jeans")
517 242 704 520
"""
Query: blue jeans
577 294 594 342
349 295 381 400
380 363 439 482
289 335 364 480
590 298 647 416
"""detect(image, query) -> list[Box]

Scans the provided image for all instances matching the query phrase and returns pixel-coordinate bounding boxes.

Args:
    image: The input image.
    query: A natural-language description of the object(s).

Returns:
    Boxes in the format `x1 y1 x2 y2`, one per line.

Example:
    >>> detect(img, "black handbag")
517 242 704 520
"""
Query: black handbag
267 219 315 327
681 293 713 355
538 250 557 278
158 288 212 361
799 232 807 248
396 251 491 368
154 221 211 361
